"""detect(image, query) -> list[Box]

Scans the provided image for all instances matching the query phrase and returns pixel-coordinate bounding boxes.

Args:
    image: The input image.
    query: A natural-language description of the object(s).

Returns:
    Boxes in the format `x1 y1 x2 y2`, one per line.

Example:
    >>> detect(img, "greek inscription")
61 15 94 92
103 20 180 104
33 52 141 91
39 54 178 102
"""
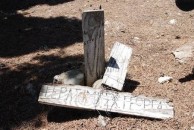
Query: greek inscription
157 101 163 109
144 98 152 109
39 85 173 119
45 86 54 98
43 87 168 111
51 87 60 99
110 93 119 110
151 100 158 109
136 97 144 107
99 92 112 109
129 96 137 109
106 67 119 73
59 87 68 99
63 89 74 104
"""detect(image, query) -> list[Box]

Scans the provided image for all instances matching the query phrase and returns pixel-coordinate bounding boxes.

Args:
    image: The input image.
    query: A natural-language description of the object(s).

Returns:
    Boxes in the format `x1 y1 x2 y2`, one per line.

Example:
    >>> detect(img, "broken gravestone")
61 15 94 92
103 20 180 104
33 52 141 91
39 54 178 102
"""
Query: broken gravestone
39 84 174 119
102 42 132 91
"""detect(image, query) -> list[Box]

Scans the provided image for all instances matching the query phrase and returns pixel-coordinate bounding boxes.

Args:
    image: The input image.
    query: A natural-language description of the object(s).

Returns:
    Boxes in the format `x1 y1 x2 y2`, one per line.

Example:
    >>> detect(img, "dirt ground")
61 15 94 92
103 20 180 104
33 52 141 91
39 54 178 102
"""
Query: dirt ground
0 0 194 130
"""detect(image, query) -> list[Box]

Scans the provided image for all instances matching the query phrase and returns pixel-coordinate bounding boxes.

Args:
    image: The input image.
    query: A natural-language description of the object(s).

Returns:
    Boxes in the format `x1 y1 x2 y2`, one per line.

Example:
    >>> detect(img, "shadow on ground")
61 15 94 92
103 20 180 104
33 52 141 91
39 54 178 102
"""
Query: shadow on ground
0 54 84 129
0 0 84 129
0 14 82 57
0 0 74 12
175 0 194 11
123 79 140 92
46 74 141 123
0 0 82 58
179 73 194 83
48 107 98 123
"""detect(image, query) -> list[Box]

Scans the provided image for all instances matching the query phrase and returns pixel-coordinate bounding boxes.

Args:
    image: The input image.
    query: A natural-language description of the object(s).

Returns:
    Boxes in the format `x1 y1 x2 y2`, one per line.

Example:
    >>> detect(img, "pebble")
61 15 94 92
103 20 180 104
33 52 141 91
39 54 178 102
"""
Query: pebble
158 76 173 84
134 37 140 40
97 115 110 127
169 19 177 25
133 37 140 43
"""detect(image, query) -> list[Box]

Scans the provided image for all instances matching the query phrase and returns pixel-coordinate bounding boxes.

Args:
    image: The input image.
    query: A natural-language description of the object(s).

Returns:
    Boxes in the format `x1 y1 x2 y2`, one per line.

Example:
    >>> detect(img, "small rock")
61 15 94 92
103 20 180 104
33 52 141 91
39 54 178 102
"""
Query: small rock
191 126 194 130
134 37 140 40
53 69 84 85
97 115 110 127
133 37 140 43
158 76 173 84
92 79 104 89
169 19 177 25
172 41 194 63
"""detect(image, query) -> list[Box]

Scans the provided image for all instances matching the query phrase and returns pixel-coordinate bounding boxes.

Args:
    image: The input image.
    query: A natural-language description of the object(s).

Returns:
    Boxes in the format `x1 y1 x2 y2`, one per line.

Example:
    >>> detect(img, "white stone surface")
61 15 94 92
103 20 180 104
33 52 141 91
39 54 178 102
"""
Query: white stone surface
169 19 177 25
158 76 173 84
53 69 84 85
92 79 104 89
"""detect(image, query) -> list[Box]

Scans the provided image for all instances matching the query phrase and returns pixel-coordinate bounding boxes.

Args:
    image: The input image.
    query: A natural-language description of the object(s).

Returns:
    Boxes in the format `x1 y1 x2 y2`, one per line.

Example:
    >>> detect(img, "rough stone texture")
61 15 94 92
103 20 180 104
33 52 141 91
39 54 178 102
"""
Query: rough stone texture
53 69 84 85
92 79 104 89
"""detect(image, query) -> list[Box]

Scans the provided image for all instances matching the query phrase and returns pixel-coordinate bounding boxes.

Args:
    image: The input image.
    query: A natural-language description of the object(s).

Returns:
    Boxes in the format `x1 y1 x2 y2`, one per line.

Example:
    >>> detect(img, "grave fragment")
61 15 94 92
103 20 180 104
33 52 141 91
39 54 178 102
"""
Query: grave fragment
38 10 175 121
102 42 132 91
38 84 174 119
53 69 84 85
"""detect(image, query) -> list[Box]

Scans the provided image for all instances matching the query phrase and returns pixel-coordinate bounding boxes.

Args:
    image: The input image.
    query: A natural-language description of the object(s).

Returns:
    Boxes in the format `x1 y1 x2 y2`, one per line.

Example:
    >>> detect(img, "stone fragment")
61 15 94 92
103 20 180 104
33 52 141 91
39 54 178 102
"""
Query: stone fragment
97 115 110 127
92 79 104 89
53 69 84 85
158 76 173 84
